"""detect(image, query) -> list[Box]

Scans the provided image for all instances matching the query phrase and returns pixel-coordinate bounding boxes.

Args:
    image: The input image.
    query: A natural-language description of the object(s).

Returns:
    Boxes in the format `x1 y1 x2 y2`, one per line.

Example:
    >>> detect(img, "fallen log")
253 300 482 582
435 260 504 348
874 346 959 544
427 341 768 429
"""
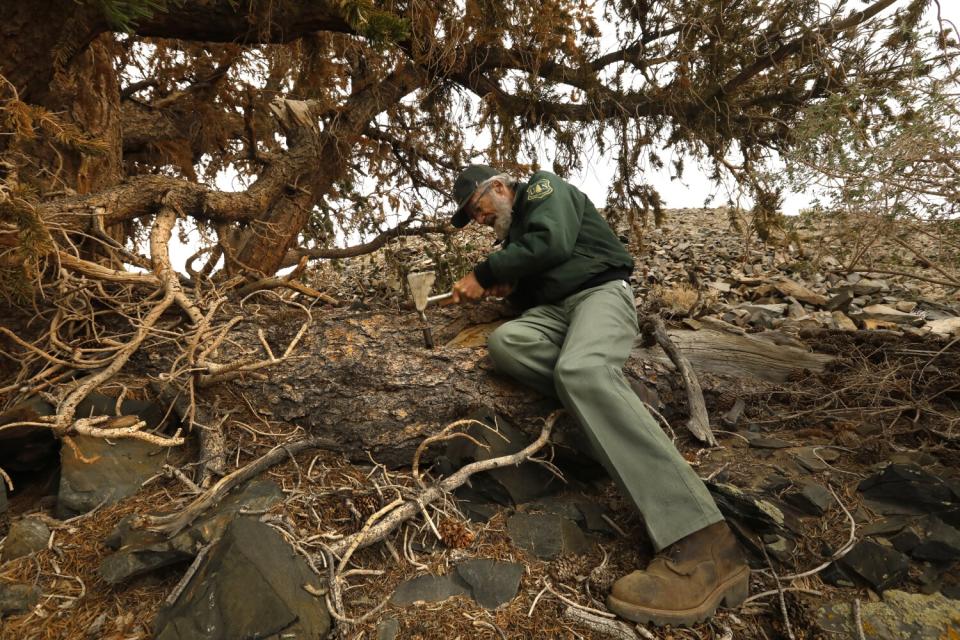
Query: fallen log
634 328 835 383
152 303 836 466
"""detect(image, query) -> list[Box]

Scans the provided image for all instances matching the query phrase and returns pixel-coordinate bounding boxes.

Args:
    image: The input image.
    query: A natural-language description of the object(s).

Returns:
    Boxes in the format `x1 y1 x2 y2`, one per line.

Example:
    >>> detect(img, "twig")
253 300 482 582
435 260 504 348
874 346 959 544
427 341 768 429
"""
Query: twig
642 401 676 442
137 435 339 536
410 418 492 487
762 545 795 640
165 543 212 606
528 585 549 617
778 486 856 581
743 587 823 604
0 466 13 492
328 411 560 559
544 580 616 619
853 598 866 640
563 606 639 640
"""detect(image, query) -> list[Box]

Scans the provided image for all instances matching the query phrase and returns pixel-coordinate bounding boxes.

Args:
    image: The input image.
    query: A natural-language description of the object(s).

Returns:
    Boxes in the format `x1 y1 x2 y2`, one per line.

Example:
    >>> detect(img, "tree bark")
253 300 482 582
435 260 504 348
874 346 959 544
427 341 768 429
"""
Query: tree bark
198 303 834 467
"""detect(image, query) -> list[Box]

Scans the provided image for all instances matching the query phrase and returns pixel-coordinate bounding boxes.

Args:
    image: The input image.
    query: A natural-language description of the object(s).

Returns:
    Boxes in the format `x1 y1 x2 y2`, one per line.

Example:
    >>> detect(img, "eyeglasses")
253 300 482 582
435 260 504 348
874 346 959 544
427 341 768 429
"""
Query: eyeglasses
468 181 496 218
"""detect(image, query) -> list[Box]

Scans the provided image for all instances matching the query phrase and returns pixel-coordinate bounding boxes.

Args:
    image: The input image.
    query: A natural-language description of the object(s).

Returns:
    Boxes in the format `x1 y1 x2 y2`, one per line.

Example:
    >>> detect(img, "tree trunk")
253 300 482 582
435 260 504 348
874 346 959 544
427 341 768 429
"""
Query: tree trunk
197 303 834 467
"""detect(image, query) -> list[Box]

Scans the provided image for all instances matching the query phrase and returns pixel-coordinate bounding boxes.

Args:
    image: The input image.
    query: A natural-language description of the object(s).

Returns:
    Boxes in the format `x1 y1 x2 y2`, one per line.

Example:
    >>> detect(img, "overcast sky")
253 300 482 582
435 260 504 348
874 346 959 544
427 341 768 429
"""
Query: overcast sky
170 3 959 270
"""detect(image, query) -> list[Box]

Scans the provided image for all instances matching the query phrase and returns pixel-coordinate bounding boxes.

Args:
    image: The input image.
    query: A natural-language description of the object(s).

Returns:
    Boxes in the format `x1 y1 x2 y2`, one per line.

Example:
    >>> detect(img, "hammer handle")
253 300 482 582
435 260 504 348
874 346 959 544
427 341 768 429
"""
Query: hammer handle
426 292 453 305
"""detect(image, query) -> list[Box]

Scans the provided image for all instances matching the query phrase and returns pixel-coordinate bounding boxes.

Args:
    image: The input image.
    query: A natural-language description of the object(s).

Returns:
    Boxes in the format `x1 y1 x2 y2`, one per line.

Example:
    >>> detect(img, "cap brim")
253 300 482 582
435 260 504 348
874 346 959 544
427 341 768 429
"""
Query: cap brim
450 198 472 228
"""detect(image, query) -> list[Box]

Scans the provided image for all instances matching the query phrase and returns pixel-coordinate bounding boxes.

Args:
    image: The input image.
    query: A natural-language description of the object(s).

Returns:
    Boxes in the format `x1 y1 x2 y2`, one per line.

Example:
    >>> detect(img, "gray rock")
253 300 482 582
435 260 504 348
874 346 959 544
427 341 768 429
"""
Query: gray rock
926 317 960 336
911 516 960 563
793 447 834 473
1 517 50 562
858 464 960 527
390 573 470 606
445 409 559 506
831 311 858 331
707 482 801 538
824 289 854 312
763 535 795 564
836 539 909 592
154 517 331 640
506 512 592 559
56 435 166 518
455 559 524 609
742 431 793 449
99 479 283 584
529 495 616 535
784 481 836 516
376 618 400 640
738 303 788 317
0 582 38 617
850 304 924 327
817 590 960 639
862 517 910 538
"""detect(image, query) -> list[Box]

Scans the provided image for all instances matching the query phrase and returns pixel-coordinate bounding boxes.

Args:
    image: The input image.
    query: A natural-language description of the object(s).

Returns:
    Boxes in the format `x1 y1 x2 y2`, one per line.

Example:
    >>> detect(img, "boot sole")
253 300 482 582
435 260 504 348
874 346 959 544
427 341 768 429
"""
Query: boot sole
606 567 750 627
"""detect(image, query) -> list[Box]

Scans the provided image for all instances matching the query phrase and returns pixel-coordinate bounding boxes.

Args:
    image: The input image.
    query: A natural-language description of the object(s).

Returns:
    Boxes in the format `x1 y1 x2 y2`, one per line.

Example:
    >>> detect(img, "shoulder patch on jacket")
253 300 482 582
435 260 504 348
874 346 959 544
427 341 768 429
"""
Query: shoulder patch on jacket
526 178 554 201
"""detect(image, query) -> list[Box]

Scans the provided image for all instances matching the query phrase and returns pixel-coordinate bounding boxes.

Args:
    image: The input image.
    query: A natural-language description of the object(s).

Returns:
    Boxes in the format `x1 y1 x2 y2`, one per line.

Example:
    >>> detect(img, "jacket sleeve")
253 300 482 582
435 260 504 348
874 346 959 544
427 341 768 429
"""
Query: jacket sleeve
475 175 583 284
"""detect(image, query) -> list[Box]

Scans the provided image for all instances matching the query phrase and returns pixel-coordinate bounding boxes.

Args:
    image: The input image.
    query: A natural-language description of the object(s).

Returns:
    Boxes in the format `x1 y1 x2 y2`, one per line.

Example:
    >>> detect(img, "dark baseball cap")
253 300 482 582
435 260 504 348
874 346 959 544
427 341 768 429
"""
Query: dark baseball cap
450 164 498 228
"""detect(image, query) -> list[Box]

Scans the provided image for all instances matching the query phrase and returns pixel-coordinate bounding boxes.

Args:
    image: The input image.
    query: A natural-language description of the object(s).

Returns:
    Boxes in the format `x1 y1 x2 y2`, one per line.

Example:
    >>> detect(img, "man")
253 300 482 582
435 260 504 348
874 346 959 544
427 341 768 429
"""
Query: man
447 165 749 627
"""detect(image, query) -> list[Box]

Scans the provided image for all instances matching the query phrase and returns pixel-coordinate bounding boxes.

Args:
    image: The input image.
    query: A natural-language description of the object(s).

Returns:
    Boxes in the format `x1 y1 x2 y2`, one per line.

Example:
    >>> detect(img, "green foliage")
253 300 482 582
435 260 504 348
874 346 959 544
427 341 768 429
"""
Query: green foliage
89 0 179 32
336 0 409 44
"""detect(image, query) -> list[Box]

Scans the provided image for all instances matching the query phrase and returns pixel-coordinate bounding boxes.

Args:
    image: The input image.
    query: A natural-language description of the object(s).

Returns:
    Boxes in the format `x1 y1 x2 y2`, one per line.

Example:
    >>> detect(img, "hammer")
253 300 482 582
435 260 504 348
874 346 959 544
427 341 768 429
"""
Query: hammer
407 271 452 348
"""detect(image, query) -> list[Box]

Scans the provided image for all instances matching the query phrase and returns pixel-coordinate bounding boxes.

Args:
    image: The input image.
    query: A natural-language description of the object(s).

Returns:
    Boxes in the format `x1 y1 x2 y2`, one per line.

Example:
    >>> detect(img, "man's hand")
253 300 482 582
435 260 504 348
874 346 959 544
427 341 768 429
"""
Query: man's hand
485 283 514 298
451 272 485 304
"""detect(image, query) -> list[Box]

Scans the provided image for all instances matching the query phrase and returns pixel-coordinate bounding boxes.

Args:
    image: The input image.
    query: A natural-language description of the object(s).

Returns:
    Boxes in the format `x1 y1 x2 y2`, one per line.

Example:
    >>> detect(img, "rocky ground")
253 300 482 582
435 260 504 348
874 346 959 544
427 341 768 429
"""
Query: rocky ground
1 208 959 639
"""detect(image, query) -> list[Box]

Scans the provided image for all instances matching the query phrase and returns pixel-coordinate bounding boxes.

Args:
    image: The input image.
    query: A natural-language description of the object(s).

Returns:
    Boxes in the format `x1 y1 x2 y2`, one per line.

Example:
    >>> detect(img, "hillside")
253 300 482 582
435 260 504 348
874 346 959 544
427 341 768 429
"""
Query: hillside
2 207 959 640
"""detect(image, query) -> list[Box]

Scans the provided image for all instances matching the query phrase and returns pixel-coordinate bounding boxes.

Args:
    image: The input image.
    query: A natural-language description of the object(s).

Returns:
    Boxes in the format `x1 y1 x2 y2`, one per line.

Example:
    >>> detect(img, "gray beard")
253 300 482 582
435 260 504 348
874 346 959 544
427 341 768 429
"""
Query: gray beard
493 208 512 241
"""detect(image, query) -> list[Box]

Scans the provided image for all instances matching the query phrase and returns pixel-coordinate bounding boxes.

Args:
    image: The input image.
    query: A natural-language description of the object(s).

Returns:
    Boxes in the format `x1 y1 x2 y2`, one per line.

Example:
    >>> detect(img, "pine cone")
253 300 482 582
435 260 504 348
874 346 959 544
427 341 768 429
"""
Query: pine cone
549 554 589 583
438 518 475 549
349 493 380 519
714 390 737 410
588 565 617 592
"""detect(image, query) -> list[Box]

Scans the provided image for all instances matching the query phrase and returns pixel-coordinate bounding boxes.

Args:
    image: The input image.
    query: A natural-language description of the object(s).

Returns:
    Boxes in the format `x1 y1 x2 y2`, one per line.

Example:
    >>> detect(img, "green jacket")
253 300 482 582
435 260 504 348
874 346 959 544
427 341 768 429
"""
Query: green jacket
473 171 634 308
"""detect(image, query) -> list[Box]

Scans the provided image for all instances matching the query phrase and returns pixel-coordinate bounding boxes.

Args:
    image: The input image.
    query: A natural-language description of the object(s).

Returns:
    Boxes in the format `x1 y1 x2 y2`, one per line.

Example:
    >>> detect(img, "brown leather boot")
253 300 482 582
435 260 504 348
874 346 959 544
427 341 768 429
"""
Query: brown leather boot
607 521 749 626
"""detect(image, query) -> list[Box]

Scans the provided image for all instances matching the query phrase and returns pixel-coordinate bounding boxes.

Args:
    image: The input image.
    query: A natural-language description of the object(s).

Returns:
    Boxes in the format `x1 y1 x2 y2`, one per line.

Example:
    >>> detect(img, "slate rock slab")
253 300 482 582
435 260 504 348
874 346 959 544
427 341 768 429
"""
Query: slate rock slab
0 582 38 617
792 447 837 473
817 590 960 639
858 464 960 526
741 431 793 449
506 512 591 559
707 482 801 538
529 495 617 535
99 479 283 584
376 618 400 640
56 435 166 518
455 559 524 609
836 539 909 592
390 560 524 610
445 409 558 506
390 573 470 606
154 517 330 640
910 516 960 563
862 517 909 538
784 481 835 516
1 518 50 562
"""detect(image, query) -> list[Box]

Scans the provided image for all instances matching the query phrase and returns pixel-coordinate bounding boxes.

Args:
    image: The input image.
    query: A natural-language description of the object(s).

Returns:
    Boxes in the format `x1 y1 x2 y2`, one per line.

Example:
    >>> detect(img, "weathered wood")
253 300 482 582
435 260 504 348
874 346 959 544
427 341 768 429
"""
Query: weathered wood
642 317 716 446
634 328 835 383
192 304 835 465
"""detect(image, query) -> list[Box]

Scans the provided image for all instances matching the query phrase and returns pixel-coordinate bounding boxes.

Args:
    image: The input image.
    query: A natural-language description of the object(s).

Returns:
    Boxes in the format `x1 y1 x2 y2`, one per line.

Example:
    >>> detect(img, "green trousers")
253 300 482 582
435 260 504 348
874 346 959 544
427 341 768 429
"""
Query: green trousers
488 279 723 550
